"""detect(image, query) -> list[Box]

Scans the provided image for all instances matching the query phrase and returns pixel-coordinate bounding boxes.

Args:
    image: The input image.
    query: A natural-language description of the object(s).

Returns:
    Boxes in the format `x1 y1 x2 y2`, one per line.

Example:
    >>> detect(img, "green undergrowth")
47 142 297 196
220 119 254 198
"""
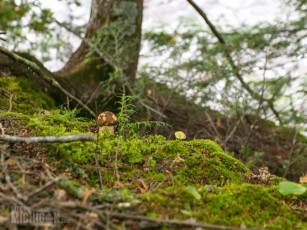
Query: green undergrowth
0 108 306 229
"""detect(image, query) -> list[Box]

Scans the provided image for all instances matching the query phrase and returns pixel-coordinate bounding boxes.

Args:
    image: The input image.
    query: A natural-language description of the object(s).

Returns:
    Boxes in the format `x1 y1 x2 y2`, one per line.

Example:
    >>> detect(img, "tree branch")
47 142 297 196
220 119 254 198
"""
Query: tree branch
0 134 94 144
186 0 281 123
104 211 265 230
0 46 96 118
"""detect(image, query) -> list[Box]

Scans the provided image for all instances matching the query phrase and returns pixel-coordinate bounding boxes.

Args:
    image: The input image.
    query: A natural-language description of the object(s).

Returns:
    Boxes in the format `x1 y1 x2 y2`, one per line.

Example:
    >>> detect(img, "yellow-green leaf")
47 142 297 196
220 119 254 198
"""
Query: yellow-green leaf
175 131 186 140
186 186 201 200
278 181 307 195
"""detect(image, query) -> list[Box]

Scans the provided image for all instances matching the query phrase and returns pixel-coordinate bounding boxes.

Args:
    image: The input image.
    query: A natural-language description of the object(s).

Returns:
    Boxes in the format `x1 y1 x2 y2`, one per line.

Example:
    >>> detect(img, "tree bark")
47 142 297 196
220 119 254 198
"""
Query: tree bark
55 0 143 113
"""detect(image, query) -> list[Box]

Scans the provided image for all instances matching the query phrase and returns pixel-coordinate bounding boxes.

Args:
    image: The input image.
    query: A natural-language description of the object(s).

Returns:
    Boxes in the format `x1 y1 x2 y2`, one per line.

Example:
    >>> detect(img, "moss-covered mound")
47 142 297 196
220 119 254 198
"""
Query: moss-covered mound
0 77 306 229
140 183 306 229
0 77 55 113
1 109 306 229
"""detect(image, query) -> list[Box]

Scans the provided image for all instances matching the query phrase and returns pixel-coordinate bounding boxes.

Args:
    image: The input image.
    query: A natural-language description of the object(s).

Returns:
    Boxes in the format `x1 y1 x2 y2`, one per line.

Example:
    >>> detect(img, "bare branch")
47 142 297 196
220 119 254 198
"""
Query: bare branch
25 178 60 202
283 128 299 177
0 134 94 144
222 114 244 146
103 211 265 230
186 0 281 123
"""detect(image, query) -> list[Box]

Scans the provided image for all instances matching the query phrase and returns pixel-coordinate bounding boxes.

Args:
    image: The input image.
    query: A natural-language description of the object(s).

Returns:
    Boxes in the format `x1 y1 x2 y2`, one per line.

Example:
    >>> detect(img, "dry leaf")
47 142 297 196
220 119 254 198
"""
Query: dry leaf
299 174 307 184
82 188 96 205
113 181 124 189
173 154 185 163
137 179 149 193
143 166 150 172
54 189 68 201
6 158 17 166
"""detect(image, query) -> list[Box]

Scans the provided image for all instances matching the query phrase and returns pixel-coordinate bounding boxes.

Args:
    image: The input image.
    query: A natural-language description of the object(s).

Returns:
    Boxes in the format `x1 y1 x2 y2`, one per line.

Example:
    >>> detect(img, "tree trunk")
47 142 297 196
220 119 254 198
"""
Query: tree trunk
55 0 143 113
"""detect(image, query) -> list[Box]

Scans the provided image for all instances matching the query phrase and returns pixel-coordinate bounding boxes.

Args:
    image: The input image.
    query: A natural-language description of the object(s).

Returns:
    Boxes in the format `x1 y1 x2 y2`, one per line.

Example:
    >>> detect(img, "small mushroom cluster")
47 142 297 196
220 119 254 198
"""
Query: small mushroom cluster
97 111 117 135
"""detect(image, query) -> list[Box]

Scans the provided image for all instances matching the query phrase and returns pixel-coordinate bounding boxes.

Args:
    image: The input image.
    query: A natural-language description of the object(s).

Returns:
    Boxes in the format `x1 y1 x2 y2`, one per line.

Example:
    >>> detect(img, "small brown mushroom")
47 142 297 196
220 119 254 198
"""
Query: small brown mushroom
97 111 117 135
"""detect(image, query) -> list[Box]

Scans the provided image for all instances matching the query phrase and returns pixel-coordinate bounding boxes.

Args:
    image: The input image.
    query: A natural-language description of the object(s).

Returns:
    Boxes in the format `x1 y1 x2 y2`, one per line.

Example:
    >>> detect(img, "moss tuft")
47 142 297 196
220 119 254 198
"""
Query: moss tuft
0 77 55 113
139 183 306 229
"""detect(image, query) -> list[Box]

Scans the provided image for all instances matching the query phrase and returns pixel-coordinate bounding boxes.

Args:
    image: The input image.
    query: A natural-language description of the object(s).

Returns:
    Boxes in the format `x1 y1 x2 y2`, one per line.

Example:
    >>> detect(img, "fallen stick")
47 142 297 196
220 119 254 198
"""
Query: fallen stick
25 178 60 202
0 134 94 144
104 211 265 230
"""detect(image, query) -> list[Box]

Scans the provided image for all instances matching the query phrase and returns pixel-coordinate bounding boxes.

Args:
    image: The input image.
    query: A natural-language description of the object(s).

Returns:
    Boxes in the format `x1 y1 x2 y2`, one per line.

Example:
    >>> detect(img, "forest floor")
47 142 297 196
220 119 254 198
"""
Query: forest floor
0 76 306 229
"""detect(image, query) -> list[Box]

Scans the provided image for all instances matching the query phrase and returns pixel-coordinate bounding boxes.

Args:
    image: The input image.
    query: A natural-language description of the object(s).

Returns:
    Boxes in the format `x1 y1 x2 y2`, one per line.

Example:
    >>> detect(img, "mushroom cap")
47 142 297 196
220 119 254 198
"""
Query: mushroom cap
97 111 117 126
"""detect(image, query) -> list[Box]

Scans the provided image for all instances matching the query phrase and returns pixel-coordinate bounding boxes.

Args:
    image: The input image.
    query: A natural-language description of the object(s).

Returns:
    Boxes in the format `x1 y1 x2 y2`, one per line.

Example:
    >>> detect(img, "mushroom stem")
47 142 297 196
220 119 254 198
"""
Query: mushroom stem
99 126 115 135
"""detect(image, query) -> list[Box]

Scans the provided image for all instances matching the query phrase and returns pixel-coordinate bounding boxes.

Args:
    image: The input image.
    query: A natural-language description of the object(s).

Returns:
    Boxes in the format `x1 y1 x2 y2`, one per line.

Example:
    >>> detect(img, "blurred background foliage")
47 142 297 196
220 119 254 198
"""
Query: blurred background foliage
0 0 84 62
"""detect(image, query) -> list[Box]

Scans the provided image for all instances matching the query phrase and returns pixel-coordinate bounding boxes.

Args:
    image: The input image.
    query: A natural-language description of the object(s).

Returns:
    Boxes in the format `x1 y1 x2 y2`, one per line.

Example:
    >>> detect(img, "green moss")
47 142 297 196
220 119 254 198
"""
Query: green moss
57 177 85 199
139 184 306 229
2 110 305 229
1 110 249 187
27 110 92 135
0 111 31 125
0 76 55 113
209 151 249 173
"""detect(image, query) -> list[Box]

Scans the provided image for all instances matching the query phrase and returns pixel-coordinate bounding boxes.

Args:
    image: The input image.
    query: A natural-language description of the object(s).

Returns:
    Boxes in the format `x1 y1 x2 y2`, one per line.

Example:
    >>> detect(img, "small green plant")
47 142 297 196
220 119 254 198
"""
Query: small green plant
116 94 170 136
60 107 80 120
106 94 170 186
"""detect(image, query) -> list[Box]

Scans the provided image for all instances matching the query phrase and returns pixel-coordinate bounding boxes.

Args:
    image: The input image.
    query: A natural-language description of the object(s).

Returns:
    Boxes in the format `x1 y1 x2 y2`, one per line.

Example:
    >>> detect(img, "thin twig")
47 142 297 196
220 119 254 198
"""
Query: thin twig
244 51 269 144
8 93 14 112
114 136 121 183
56 203 265 230
0 191 25 206
205 111 221 138
94 132 103 189
0 134 94 144
25 178 60 202
283 128 298 177
5 173 25 201
104 211 266 230
186 0 281 124
222 114 244 146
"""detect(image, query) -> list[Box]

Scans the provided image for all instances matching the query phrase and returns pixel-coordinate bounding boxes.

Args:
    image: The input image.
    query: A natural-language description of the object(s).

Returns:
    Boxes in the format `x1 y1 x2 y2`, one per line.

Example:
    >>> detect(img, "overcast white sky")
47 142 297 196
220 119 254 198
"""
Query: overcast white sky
39 0 285 70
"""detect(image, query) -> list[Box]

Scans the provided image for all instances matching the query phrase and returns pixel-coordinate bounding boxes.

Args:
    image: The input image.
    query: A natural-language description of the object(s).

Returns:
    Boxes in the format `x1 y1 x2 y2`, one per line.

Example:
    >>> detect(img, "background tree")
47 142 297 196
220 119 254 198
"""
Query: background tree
0 0 143 113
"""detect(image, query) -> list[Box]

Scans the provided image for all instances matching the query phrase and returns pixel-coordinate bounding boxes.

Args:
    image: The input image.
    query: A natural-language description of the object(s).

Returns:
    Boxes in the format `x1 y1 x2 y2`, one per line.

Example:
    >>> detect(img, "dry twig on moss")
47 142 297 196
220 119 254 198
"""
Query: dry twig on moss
102 211 265 230
0 134 94 144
